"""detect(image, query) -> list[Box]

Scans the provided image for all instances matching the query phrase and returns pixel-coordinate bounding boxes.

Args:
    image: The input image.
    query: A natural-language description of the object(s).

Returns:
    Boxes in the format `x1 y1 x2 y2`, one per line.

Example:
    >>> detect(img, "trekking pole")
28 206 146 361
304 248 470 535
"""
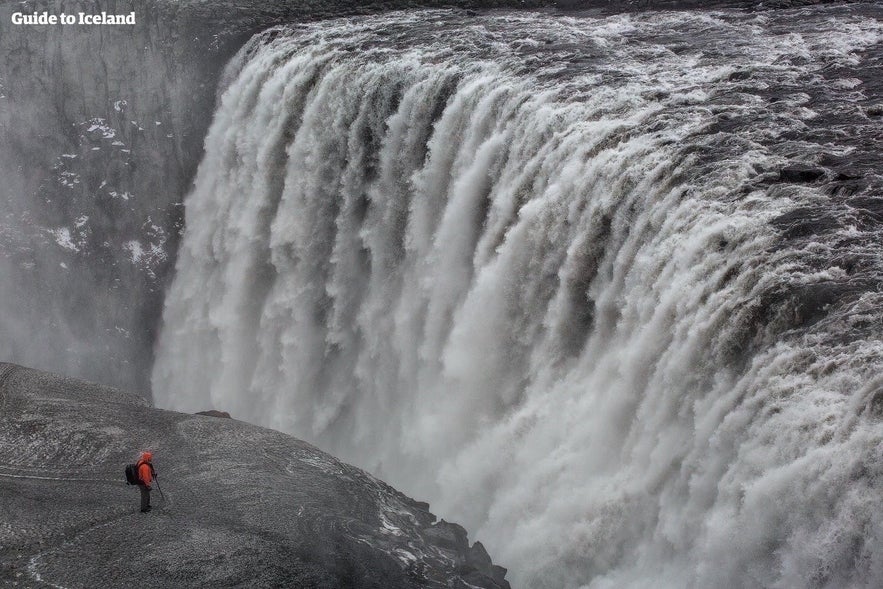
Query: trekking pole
154 474 166 503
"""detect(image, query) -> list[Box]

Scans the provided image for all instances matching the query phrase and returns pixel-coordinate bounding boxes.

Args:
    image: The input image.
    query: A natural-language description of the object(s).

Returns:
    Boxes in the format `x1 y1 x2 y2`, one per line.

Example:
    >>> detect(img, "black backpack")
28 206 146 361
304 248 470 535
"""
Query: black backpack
124 460 154 485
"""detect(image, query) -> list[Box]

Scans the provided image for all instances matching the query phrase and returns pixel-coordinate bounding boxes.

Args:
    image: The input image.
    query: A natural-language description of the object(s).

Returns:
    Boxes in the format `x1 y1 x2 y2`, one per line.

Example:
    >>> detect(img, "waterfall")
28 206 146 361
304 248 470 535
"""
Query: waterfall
153 9 883 588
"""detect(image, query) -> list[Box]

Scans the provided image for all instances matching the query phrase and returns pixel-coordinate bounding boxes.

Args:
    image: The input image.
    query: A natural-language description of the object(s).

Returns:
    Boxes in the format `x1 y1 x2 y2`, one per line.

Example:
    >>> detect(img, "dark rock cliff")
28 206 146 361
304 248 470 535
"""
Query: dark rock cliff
1 0 226 392
0 362 510 588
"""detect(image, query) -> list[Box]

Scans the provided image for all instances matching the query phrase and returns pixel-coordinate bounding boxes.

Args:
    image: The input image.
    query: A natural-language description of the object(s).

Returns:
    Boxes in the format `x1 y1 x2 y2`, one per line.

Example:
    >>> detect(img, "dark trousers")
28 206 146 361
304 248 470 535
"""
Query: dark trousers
139 484 151 511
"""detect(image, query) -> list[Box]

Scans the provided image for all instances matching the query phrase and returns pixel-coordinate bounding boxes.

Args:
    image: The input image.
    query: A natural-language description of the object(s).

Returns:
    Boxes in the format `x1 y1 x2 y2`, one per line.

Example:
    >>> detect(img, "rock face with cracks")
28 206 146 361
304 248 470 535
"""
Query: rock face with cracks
0 363 509 588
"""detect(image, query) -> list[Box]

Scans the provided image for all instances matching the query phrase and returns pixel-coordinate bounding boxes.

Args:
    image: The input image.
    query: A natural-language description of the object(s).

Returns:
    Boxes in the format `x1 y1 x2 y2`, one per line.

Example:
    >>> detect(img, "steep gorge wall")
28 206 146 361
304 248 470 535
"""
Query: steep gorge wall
0 0 231 391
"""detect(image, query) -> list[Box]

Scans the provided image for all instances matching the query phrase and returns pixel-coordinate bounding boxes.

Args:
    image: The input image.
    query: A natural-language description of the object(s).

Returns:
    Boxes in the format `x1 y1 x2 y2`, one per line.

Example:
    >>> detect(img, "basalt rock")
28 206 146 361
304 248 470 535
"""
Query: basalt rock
778 164 827 183
195 410 232 418
0 363 510 588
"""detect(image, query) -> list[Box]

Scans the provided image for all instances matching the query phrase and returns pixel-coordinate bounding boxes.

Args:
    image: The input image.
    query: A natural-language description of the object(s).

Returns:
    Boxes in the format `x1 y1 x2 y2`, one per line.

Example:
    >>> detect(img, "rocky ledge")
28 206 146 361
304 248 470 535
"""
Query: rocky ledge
0 363 509 588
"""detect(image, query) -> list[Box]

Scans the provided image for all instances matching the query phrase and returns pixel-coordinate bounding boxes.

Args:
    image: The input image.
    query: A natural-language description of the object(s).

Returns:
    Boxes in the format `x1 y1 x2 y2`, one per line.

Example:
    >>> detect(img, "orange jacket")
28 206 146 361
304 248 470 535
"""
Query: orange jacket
137 452 154 488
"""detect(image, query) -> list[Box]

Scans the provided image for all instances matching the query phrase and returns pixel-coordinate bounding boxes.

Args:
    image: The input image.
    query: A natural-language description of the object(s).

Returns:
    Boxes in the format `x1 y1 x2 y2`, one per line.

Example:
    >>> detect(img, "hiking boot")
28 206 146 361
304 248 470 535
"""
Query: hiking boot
141 506 152 513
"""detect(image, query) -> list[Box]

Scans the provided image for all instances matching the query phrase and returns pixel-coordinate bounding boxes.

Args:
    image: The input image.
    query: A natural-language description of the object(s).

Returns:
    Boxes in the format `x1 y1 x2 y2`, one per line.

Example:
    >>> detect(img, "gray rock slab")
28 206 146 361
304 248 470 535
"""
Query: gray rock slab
0 363 509 588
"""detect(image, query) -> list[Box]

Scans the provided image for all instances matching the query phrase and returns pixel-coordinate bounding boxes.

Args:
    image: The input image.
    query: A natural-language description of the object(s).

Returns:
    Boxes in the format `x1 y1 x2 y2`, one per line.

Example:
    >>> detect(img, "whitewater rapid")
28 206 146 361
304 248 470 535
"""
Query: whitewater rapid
153 8 883 588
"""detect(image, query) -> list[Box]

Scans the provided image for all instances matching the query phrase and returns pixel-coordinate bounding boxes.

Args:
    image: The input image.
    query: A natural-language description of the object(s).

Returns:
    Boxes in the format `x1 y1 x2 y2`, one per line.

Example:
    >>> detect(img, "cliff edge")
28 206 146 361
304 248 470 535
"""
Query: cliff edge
0 363 509 588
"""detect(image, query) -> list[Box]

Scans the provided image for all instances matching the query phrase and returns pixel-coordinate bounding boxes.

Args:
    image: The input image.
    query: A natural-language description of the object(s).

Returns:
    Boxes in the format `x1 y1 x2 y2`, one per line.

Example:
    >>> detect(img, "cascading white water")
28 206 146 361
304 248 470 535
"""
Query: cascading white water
153 9 883 588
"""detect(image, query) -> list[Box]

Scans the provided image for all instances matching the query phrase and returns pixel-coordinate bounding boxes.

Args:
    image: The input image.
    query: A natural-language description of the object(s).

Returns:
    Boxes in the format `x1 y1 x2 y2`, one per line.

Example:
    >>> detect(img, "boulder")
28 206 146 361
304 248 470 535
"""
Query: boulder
195 410 232 418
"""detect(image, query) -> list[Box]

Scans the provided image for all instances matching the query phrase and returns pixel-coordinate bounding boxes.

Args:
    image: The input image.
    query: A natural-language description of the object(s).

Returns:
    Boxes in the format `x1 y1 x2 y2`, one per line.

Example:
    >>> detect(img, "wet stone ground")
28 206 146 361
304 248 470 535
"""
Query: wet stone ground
0 363 509 588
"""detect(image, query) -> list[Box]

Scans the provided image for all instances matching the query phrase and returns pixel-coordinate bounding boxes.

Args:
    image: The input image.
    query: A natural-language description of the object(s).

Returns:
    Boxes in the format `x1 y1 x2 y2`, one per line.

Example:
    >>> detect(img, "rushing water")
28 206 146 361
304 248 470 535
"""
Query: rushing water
153 7 883 587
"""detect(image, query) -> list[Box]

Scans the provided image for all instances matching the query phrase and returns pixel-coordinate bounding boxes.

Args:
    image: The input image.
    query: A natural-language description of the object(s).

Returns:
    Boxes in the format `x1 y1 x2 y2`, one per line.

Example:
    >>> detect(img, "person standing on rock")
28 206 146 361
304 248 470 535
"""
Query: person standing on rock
136 451 156 513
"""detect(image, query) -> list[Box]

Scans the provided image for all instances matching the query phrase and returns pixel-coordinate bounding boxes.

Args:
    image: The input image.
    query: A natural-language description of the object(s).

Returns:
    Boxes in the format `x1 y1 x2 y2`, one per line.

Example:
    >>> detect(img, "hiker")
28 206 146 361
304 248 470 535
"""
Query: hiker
136 451 155 513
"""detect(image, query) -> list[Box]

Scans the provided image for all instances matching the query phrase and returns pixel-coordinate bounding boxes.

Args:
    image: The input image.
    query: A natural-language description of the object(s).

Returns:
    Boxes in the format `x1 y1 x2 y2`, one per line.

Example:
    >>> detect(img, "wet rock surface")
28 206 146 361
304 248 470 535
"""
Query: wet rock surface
0 363 509 588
